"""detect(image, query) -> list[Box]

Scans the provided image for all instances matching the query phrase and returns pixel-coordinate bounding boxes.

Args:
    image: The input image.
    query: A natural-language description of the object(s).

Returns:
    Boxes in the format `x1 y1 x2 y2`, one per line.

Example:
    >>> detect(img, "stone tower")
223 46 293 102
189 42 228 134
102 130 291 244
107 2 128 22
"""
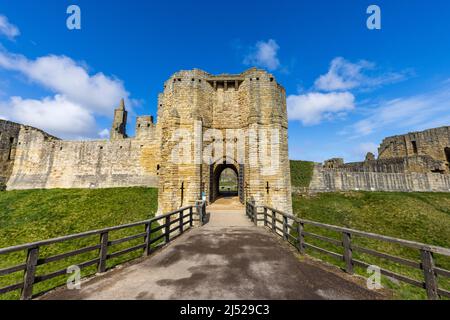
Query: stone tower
156 68 292 215
110 98 128 140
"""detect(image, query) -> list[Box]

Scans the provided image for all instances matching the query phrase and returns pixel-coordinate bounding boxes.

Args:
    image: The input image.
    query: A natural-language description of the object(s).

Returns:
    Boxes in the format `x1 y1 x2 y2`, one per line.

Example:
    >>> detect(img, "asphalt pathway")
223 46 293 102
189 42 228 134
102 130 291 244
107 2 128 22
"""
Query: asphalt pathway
40 197 383 300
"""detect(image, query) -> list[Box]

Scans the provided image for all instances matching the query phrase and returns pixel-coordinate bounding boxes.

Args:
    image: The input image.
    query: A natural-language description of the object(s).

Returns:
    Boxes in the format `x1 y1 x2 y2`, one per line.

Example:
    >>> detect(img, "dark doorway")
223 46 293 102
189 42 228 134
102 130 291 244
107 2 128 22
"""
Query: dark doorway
445 147 450 164
411 141 418 155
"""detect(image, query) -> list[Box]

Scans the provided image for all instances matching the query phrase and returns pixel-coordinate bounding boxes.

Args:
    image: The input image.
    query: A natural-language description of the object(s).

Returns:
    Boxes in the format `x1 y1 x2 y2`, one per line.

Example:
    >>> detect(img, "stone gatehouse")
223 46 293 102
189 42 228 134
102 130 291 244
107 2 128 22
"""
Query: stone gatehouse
0 68 293 214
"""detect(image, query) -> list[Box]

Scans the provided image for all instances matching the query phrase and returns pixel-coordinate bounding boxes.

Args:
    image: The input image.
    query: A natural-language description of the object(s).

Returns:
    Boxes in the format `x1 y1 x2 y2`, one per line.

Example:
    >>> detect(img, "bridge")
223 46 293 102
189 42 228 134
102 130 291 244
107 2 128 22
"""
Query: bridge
1 197 449 300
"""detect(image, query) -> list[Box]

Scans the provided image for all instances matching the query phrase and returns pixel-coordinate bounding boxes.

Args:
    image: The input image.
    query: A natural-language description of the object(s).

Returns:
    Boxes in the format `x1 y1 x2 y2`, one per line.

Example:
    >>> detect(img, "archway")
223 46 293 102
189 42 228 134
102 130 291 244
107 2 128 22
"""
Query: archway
210 162 244 204
218 168 238 197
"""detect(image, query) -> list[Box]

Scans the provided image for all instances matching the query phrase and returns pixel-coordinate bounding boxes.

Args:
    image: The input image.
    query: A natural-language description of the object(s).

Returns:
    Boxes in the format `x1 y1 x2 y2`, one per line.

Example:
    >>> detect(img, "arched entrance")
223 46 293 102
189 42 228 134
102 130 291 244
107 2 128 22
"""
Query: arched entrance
218 168 238 196
209 161 244 204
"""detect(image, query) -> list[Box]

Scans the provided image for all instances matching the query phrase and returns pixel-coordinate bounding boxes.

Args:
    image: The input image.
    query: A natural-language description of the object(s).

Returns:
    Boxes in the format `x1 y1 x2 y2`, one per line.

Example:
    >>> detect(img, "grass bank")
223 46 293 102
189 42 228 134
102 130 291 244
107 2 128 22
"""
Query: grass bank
0 187 158 300
292 191 450 299
290 160 315 188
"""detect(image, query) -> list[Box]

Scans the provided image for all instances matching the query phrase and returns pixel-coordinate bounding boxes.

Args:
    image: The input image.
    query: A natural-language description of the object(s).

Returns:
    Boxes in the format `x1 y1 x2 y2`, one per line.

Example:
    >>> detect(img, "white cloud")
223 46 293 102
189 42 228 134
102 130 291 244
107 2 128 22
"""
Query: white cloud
287 91 355 125
315 57 407 92
0 50 130 116
243 39 281 71
0 95 97 139
0 47 135 139
0 15 20 40
349 83 450 137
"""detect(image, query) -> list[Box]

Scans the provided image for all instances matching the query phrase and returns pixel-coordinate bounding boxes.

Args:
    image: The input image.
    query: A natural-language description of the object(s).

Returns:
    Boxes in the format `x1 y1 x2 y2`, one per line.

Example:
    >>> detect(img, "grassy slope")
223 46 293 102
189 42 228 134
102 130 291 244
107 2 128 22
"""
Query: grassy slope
292 192 450 299
290 160 314 188
0 187 158 299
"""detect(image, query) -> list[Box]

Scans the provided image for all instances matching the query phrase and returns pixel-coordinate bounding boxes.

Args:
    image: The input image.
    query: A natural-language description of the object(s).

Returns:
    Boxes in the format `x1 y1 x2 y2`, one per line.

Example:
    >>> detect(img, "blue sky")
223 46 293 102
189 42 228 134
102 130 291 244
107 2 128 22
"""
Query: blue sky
0 0 450 162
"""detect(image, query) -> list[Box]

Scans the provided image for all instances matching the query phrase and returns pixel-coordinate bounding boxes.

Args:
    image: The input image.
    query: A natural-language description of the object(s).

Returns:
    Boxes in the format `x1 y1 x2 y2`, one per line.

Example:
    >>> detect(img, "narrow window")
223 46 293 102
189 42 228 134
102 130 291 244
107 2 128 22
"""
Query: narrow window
411 141 418 154
445 147 450 163
7 137 14 160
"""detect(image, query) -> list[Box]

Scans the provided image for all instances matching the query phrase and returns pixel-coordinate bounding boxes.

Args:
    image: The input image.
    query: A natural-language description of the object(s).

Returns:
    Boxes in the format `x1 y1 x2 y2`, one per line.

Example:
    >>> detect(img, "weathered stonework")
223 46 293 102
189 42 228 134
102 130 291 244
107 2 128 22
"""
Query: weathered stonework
0 68 293 215
0 121 21 189
156 68 292 214
311 126 450 192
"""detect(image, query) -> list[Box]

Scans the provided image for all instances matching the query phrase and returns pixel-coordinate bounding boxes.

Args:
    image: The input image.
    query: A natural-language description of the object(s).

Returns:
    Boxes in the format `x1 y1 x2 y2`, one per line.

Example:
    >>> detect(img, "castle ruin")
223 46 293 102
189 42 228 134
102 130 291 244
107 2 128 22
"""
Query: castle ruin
0 68 293 214
310 126 450 192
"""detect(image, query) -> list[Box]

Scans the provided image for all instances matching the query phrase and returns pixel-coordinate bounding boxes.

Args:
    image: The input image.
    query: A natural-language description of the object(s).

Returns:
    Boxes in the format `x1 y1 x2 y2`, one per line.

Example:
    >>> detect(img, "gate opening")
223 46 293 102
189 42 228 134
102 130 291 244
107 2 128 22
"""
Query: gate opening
210 163 244 204
218 168 238 197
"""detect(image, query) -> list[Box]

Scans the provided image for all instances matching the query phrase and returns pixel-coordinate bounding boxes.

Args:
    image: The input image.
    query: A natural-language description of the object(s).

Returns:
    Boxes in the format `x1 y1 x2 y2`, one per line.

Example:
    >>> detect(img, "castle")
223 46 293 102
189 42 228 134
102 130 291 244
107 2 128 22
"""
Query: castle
0 68 293 214
310 126 450 192
3 67 449 211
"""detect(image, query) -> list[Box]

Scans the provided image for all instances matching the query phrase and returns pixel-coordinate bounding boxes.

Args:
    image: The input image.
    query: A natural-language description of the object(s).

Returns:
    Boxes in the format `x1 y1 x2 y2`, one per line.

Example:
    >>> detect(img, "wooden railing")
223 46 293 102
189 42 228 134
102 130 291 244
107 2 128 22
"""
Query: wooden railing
0 201 206 300
246 201 450 300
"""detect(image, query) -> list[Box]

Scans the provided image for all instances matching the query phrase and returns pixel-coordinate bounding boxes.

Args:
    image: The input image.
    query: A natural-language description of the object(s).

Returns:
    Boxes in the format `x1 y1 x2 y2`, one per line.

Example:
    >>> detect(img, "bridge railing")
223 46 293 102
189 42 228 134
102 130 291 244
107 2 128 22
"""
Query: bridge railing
0 201 206 300
246 201 450 300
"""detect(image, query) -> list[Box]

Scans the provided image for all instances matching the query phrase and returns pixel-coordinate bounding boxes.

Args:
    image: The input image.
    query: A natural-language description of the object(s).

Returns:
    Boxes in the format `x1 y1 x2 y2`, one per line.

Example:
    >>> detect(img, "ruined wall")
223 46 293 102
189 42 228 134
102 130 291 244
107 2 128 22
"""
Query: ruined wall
310 126 450 193
378 126 450 163
7 124 159 190
310 164 450 192
0 120 21 188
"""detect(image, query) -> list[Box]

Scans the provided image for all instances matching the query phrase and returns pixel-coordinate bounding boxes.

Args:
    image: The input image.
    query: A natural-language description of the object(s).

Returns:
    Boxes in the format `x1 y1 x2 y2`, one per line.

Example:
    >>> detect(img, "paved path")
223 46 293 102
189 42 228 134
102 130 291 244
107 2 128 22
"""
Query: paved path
40 197 383 300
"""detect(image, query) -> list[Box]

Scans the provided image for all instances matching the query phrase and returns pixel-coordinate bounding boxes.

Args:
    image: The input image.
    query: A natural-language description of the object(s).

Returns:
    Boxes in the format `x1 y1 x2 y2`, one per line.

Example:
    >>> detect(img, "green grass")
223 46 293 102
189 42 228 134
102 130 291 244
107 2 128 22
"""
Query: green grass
292 191 450 299
290 160 315 188
0 187 158 300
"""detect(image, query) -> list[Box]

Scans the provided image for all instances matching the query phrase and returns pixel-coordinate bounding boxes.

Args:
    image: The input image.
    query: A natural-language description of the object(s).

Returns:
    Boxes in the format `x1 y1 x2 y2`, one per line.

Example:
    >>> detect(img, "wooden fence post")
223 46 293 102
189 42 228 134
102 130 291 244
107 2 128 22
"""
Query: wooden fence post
189 207 193 227
283 216 288 241
253 205 257 226
272 210 276 232
165 216 170 243
421 249 438 300
342 232 353 274
98 232 109 273
20 246 39 300
180 210 184 234
143 222 152 256
297 222 305 254
263 207 268 227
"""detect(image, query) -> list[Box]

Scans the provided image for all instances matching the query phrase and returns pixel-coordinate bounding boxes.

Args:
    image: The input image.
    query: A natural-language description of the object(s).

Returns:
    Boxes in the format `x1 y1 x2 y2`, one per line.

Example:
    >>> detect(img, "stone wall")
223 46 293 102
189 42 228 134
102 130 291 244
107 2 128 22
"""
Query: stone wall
6 123 159 190
310 164 450 192
1 68 292 216
0 120 21 188
157 68 292 214
378 126 450 165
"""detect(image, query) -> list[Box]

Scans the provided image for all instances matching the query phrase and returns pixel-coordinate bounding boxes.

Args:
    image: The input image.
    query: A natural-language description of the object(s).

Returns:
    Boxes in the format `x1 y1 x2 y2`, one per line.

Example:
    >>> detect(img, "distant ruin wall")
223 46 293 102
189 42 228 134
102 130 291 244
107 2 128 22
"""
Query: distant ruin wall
310 165 450 193
6 125 159 190
0 121 21 188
